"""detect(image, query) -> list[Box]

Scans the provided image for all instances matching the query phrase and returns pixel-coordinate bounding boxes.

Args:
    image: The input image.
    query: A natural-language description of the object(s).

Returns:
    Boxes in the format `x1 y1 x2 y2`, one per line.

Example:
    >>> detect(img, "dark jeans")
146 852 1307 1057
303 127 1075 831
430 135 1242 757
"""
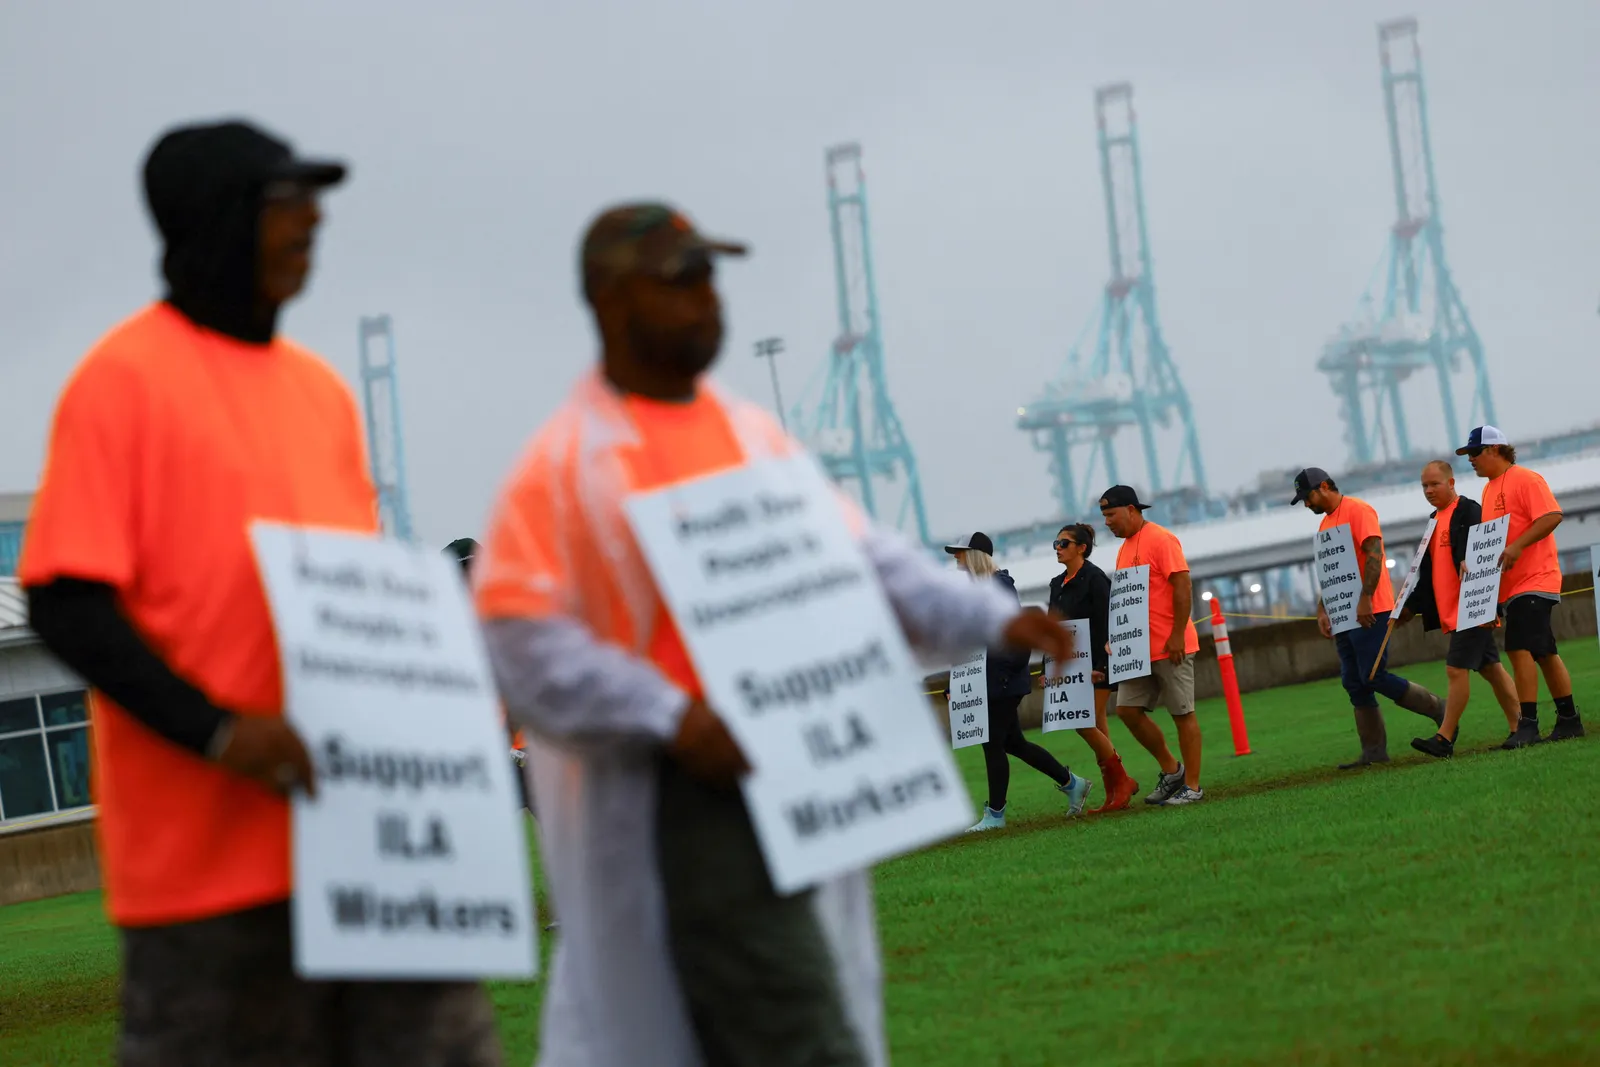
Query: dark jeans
117 901 501 1067
654 757 867 1067
981 691 1072 811
1335 610 1410 707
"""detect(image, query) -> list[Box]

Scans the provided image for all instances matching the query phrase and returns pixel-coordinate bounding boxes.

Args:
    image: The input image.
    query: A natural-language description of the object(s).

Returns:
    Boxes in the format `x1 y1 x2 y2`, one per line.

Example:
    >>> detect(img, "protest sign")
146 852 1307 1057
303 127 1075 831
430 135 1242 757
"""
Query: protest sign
625 454 973 895
250 524 536 980
947 649 989 749
1393 517 1439 613
1314 524 1363 634
1108 566 1152 683
1456 515 1510 630
1042 619 1095 732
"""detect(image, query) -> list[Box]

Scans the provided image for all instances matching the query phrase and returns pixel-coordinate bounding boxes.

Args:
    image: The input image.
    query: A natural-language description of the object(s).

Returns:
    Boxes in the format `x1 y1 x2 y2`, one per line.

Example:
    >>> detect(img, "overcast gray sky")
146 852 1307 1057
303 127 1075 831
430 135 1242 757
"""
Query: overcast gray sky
3 0 1596 548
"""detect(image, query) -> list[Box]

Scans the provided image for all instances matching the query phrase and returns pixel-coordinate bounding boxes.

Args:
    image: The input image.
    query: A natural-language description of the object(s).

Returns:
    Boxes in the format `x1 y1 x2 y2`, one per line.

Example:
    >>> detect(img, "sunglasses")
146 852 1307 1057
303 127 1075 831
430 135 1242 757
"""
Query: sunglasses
1464 447 1485 458
1053 538 1079 550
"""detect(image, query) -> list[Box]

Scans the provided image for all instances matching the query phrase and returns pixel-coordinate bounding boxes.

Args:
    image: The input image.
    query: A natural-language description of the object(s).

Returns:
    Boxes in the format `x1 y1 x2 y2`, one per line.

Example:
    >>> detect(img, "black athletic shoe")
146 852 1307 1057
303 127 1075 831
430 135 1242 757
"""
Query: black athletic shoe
1411 734 1454 759
1501 720 1542 750
1545 715 1585 743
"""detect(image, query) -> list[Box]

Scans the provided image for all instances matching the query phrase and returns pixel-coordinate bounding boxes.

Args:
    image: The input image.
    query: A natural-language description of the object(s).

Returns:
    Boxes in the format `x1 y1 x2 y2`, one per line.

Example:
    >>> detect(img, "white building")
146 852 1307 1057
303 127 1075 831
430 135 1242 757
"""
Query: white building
0 578 92 827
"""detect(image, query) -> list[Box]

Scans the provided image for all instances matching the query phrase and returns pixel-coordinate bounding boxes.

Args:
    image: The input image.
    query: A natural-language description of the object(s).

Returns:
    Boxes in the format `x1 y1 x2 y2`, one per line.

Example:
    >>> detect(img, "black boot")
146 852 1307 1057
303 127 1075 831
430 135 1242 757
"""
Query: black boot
1339 706 1390 770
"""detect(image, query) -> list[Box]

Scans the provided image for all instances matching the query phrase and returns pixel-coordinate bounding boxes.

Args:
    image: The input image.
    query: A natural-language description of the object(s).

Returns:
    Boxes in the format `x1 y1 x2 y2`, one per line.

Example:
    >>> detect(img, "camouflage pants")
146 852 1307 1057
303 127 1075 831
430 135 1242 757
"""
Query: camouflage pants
118 900 502 1067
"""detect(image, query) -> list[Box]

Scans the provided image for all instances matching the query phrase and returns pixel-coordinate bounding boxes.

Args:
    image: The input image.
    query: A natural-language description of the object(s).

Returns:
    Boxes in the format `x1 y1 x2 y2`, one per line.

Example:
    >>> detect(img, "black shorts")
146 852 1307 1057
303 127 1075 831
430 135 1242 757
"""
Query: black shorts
1446 626 1500 671
1500 594 1559 658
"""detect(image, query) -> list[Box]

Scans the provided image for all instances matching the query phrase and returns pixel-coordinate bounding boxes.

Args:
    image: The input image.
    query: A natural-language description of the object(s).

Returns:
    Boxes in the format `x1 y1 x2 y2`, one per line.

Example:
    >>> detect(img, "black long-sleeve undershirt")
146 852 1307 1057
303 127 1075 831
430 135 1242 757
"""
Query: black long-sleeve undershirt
26 578 229 756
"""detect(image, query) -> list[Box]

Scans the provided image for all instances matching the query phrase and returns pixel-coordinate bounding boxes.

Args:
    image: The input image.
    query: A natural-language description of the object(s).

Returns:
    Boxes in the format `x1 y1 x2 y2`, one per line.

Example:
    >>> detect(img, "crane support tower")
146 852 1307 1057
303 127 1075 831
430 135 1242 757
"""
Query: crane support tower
1318 17 1495 468
794 143 932 544
358 315 415 542
1017 83 1208 523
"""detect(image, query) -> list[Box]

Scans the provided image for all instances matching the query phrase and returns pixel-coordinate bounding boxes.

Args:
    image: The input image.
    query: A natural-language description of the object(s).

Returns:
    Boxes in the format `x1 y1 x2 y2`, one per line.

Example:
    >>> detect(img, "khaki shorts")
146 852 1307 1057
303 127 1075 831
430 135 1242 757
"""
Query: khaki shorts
1114 656 1195 716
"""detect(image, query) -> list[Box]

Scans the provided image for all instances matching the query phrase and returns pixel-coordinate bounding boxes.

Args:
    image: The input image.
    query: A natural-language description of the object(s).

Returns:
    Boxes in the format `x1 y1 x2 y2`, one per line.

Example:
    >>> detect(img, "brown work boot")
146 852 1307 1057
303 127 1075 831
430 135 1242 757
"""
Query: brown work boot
1090 755 1139 813
1338 705 1390 770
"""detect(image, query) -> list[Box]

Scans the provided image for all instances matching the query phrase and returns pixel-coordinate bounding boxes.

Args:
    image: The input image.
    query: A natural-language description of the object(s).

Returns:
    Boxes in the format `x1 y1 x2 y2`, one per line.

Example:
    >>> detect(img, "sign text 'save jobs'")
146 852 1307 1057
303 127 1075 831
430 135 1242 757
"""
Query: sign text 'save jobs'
251 524 537 981
947 649 988 750
625 455 974 895
1108 566 1151 683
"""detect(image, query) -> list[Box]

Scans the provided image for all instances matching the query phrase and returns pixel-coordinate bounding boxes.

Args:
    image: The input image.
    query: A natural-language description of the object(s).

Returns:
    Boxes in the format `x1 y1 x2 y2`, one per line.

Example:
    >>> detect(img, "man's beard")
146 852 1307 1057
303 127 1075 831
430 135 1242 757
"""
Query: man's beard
629 313 723 379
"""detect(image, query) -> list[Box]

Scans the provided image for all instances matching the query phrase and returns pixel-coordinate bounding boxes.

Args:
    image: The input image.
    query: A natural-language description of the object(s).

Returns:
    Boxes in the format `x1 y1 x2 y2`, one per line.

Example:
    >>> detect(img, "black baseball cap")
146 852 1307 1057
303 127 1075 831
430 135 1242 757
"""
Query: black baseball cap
143 120 346 236
1290 467 1332 505
443 537 479 576
944 531 994 556
1097 485 1150 511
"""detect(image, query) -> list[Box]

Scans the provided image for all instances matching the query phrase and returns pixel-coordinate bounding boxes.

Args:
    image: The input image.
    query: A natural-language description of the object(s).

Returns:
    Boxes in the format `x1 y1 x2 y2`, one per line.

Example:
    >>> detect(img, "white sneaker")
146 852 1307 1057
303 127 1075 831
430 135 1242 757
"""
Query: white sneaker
1162 785 1205 806
1144 764 1185 805
966 805 1006 832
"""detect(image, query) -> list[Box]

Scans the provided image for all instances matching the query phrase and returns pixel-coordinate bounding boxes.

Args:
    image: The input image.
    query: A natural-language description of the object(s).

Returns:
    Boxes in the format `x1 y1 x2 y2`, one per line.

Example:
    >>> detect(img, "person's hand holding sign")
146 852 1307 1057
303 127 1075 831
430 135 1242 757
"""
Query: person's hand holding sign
1001 611 1076 676
1498 542 1523 574
669 699 750 787
213 714 318 798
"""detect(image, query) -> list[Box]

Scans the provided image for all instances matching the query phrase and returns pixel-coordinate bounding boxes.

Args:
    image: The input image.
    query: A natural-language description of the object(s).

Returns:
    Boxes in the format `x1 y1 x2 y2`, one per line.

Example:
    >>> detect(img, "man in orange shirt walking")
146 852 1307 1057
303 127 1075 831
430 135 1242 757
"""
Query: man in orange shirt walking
1099 486 1205 806
1458 426 1585 746
22 120 500 1067
1294 467 1445 769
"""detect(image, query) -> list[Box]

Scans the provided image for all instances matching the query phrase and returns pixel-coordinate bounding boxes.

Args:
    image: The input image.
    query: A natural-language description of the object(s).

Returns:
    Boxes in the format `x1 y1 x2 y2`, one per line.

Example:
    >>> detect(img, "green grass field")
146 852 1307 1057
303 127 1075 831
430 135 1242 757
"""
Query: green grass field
4 641 1598 1066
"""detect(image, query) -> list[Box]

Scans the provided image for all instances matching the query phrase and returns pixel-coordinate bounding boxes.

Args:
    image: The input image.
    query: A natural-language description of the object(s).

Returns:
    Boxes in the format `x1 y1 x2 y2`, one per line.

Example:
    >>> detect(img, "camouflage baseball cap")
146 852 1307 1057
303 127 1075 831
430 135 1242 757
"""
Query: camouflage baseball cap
579 202 747 300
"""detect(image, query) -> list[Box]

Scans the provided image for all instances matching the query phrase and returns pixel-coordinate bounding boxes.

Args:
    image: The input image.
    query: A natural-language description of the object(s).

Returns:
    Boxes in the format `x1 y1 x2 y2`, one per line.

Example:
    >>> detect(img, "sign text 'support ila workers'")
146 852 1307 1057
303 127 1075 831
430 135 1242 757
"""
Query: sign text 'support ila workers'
251 524 536 980
625 455 973 894
1042 619 1095 732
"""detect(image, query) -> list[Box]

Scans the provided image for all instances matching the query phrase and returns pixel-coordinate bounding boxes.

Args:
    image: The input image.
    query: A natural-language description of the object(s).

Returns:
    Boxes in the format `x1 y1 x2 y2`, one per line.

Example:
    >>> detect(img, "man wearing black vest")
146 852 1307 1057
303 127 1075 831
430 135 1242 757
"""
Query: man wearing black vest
1398 460 1521 757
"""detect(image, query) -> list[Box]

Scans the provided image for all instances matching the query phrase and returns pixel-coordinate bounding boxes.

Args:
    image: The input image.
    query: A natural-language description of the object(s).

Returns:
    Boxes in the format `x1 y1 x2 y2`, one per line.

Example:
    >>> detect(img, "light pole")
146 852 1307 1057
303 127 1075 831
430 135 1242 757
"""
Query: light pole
754 336 787 431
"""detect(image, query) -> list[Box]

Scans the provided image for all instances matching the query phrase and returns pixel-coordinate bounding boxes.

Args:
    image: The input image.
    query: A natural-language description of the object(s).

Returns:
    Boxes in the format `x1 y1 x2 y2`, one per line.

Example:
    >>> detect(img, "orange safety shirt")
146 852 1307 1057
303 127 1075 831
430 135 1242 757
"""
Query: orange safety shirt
1113 521 1199 662
20 303 378 926
1480 465 1563 602
1319 496 1396 615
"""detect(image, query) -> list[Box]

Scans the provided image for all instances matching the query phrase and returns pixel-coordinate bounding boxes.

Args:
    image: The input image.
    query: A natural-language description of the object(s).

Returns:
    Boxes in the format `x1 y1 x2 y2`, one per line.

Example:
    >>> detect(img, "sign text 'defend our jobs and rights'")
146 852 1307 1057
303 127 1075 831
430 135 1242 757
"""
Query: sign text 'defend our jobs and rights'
1108 565 1152 683
946 649 988 750
1313 524 1362 635
1042 619 1096 733
1455 515 1510 630
625 455 973 895
251 524 536 980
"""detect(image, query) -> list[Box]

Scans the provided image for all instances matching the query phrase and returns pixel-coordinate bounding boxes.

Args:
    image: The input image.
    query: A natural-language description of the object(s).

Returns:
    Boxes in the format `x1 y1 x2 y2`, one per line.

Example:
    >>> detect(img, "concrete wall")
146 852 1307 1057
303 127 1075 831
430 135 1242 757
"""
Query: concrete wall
0 815 100 906
932 576 1597 732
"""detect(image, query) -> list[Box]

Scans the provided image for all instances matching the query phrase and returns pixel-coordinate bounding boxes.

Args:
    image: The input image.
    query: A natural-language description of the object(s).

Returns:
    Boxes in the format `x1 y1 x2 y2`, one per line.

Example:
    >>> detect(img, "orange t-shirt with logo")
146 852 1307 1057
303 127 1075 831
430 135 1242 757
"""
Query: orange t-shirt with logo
1480 465 1563 602
1428 499 1462 632
1319 496 1396 615
1114 521 1199 662
477 390 746 697
19 303 378 927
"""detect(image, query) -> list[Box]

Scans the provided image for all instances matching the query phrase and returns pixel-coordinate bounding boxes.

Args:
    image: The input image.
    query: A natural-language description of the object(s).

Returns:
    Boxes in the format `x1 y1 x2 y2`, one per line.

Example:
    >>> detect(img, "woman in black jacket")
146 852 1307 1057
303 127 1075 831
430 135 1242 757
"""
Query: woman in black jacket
946 532 1092 832
1045 524 1139 812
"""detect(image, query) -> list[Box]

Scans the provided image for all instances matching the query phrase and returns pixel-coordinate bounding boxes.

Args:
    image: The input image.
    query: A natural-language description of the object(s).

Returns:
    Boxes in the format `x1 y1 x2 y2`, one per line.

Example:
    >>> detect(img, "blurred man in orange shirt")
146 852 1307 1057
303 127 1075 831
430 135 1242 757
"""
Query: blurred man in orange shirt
1458 426 1584 746
22 120 500 1067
